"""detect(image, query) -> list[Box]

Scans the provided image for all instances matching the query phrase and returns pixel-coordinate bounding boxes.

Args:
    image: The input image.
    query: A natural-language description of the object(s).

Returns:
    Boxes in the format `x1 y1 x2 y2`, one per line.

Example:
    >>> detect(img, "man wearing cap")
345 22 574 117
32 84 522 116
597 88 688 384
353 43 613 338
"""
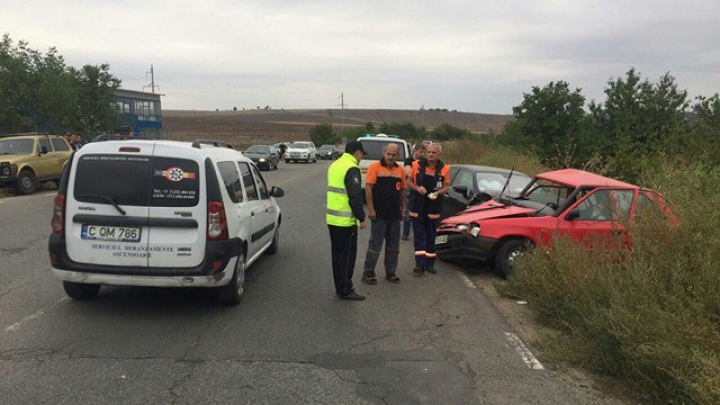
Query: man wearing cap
326 141 368 300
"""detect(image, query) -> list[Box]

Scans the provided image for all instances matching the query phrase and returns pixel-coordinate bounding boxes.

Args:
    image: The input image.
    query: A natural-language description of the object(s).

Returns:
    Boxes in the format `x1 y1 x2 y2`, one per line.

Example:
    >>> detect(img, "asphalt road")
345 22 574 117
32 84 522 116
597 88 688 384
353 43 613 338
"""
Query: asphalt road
1 159 594 405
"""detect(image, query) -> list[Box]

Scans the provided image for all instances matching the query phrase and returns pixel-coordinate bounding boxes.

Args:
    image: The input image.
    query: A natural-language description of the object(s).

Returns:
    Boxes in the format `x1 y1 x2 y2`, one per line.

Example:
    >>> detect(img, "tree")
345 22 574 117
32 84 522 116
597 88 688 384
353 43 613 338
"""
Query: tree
309 123 340 146
511 81 587 166
71 64 121 140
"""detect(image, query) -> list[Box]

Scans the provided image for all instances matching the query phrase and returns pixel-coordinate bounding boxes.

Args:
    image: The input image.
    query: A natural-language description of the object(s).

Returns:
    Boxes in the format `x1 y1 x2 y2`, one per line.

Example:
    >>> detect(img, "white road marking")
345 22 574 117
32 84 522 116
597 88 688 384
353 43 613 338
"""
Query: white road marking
458 273 476 289
3 297 69 334
505 332 544 370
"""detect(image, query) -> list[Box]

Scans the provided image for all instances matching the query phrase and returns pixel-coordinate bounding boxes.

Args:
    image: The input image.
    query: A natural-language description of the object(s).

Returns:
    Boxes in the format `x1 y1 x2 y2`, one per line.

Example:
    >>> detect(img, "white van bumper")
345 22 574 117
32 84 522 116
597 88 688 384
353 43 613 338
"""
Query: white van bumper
51 257 236 288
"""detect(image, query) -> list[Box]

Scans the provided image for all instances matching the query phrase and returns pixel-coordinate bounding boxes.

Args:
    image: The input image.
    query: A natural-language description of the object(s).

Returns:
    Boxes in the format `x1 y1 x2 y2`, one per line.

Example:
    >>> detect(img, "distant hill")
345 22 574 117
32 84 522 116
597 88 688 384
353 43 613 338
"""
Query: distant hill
162 109 513 148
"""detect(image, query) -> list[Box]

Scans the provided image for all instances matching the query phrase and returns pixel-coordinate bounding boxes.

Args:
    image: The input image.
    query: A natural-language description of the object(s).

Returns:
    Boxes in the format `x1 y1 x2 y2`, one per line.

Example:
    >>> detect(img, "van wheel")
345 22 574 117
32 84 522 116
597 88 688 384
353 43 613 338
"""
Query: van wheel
16 170 37 195
218 252 245 305
63 281 101 300
266 226 279 255
495 239 532 279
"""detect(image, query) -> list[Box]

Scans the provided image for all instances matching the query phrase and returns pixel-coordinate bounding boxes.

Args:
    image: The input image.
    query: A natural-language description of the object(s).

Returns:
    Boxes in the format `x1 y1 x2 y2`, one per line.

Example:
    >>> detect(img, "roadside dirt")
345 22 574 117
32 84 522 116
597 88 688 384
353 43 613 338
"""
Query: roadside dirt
466 267 639 405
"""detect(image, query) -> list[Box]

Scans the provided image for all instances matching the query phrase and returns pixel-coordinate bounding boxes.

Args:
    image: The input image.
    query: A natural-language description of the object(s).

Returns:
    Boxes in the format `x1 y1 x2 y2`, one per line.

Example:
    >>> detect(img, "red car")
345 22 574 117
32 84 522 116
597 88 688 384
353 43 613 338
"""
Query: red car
435 169 668 277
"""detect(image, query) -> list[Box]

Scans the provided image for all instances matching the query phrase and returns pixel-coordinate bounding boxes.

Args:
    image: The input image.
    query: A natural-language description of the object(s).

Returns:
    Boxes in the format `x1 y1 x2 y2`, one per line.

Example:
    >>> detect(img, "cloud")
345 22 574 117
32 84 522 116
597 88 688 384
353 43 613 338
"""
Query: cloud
2 0 719 113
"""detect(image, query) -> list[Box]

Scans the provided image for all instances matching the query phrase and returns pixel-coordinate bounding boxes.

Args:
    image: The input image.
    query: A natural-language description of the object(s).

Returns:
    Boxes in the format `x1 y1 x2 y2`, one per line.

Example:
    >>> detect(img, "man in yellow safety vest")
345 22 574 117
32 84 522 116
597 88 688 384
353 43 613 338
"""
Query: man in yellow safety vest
326 141 368 300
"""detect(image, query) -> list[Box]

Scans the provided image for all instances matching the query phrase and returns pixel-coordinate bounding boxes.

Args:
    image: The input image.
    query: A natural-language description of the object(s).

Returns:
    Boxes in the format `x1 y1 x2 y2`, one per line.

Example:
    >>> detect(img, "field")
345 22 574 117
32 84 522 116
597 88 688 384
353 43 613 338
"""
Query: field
162 108 513 147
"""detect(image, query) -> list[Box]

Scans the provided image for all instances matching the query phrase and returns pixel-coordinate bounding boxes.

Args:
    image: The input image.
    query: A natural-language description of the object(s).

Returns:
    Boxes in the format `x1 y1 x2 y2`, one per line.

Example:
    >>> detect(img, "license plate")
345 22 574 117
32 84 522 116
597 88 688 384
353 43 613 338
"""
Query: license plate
435 234 448 245
81 225 141 243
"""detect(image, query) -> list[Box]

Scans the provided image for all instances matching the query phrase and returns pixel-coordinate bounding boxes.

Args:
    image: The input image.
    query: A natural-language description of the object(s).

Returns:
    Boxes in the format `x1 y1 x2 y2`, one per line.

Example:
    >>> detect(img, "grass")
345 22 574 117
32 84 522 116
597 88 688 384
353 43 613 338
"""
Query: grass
444 141 720 405
442 139 547 175
499 163 720 405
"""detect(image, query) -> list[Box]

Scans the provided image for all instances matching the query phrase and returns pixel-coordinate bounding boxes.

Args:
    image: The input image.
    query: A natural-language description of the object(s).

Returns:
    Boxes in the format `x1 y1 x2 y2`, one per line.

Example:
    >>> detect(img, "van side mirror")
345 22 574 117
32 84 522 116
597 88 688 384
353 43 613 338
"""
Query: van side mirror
566 208 580 221
270 186 284 198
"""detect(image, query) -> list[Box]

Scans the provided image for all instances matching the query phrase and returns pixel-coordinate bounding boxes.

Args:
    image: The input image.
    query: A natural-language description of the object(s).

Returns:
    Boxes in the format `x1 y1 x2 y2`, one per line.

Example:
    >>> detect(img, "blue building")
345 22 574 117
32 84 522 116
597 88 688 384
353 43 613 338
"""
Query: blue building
112 89 162 139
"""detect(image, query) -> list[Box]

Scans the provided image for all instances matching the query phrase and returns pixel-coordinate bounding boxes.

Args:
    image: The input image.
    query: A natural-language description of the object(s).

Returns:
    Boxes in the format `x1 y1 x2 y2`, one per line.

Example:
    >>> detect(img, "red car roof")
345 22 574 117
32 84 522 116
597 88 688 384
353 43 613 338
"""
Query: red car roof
536 169 638 189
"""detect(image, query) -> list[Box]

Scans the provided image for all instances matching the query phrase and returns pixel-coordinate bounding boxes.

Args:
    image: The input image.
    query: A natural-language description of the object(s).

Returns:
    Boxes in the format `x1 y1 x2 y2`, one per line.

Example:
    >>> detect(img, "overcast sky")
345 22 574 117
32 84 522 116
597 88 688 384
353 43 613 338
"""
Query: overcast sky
2 1 719 114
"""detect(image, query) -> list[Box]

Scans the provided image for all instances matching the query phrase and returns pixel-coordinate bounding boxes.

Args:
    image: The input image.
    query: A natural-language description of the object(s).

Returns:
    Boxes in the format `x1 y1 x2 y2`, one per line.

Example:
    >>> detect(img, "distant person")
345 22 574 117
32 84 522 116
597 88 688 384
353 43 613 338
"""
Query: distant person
361 143 406 285
402 144 425 241
326 141 367 300
406 143 450 275
279 143 288 161
71 134 83 150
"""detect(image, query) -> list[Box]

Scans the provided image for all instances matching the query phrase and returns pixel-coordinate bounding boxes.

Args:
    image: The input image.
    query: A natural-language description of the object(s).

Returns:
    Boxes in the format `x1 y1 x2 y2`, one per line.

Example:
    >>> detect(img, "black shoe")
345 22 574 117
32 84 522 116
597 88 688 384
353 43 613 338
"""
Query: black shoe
401 234 409 241
413 267 424 275
426 267 437 274
340 291 366 300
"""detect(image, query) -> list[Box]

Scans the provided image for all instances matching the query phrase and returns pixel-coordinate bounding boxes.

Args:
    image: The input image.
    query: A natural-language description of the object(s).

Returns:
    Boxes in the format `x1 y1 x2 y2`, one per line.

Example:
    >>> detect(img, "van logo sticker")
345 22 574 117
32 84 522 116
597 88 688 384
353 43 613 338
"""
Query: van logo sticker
154 167 196 182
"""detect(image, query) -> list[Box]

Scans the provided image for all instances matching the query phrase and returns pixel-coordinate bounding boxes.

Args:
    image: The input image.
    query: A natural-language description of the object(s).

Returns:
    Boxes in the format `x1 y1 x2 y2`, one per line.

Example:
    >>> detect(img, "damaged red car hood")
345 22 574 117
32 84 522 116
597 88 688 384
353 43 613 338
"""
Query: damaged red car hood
442 200 536 224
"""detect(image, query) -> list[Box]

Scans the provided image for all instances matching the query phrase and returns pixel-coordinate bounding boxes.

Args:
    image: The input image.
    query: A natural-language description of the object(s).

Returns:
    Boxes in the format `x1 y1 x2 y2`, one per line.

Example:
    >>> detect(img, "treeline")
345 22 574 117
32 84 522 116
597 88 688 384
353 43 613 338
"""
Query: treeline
496 68 720 183
0 34 121 141
308 120 474 146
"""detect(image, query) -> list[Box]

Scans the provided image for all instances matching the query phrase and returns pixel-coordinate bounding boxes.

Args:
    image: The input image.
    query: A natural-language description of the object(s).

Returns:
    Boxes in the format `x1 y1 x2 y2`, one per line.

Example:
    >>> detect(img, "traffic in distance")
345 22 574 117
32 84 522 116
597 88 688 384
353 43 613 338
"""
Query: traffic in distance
0 131 671 303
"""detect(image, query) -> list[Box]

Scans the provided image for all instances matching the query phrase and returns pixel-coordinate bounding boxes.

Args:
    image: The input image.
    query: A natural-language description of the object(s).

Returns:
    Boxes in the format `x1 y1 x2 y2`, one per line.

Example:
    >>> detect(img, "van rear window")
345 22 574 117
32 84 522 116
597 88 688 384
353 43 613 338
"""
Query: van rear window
359 140 407 161
74 155 199 207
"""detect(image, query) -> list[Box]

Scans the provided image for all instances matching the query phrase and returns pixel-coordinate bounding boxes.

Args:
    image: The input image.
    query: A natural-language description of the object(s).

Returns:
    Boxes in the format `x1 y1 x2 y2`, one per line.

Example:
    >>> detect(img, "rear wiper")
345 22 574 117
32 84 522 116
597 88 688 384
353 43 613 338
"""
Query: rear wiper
75 194 126 215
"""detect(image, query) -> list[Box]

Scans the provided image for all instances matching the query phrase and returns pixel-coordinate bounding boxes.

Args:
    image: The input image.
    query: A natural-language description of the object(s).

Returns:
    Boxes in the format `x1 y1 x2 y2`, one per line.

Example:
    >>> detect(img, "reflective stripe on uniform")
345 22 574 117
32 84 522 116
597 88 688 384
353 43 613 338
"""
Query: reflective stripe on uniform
327 208 353 217
327 186 346 194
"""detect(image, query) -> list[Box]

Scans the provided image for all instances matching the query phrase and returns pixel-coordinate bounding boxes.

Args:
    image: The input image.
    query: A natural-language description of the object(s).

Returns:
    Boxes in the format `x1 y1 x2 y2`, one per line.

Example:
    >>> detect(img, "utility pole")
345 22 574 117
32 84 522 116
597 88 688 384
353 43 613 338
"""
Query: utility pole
421 104 425 127
467 111 471 132
337 93 346 134
144 65 159 93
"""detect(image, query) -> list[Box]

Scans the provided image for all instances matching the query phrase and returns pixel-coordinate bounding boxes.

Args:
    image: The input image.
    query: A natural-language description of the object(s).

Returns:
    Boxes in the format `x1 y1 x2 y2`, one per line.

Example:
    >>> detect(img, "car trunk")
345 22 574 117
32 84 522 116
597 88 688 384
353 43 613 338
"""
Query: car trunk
65 144 205 270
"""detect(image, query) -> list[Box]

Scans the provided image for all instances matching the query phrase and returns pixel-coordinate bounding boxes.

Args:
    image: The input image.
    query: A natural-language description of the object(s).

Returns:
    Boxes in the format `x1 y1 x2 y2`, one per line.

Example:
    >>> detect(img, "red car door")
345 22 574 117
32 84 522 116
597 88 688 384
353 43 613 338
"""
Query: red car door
554 189 635 250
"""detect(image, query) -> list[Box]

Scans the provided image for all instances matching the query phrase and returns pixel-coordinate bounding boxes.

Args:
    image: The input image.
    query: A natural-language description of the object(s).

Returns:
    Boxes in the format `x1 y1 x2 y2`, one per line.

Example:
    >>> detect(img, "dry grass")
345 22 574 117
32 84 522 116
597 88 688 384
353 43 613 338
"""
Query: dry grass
499 163 720 405
163 109 513 150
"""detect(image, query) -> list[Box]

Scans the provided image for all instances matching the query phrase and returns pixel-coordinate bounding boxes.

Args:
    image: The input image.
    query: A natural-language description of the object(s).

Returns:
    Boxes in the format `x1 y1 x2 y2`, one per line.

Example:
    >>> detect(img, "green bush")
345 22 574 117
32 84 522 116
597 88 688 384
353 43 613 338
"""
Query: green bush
499 162 720 405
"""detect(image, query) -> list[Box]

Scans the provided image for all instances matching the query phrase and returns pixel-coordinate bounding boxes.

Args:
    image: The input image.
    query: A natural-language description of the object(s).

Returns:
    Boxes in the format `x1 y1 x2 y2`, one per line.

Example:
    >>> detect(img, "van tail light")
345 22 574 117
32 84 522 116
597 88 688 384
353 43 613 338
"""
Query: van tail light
207 201 229 241
51 193 65 234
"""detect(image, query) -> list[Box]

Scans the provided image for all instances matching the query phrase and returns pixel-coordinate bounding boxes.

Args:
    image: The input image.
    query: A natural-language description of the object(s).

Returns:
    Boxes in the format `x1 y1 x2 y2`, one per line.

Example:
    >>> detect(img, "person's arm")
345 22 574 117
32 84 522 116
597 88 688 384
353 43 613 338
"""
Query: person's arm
345 167 366 224
406 164 427 195
435 166 451 197
366 183 376 220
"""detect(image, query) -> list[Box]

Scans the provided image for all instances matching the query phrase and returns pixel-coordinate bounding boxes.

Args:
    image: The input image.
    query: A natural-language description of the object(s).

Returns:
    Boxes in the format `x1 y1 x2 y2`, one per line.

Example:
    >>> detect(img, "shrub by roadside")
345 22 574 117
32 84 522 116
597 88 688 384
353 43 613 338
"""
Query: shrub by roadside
499 162 720 405
441 139 547 176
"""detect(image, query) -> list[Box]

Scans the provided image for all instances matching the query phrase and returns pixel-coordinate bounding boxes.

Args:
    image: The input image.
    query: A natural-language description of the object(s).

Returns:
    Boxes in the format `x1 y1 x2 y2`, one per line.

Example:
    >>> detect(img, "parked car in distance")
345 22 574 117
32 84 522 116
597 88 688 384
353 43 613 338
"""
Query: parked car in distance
285 141 317 163
335 144 345 155
244 144 280 170
441 165 532 219
435 169 670 278
49 139 285 305
318 144 339 160
0 133 73 194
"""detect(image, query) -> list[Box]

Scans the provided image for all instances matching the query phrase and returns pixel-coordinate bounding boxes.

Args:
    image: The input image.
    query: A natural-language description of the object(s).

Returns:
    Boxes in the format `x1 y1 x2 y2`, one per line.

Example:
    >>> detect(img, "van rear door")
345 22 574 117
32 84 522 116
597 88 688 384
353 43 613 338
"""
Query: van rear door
65 146 155 267
146 145 205 268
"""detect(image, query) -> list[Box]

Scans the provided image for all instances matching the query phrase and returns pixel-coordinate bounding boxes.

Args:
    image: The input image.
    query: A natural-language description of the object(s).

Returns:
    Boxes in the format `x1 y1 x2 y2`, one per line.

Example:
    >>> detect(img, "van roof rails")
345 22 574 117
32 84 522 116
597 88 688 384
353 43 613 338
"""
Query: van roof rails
191 139 236 150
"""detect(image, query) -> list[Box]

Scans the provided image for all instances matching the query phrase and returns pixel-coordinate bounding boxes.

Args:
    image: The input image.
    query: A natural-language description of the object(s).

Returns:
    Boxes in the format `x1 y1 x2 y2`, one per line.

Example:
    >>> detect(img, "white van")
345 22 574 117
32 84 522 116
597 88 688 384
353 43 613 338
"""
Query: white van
357 134 413 186
49 139 284 305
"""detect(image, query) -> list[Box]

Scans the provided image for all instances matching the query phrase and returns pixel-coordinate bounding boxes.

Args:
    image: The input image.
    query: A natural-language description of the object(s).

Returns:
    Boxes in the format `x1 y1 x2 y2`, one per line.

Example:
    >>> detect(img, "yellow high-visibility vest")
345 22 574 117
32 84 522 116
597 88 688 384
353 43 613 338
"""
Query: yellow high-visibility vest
326 153 359 227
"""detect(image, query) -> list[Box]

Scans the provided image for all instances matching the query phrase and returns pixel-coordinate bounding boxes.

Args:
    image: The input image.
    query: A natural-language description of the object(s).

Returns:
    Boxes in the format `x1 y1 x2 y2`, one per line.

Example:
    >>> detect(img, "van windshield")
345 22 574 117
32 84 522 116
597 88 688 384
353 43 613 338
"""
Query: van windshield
359 140 407 161
74 154 200 207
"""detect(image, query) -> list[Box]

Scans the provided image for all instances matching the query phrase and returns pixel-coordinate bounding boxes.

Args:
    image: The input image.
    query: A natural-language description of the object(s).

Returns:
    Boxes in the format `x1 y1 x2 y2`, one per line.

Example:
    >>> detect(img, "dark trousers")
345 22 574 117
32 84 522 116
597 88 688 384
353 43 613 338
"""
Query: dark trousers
363 218 400 277
402 191 412 236
328 224 358 297
412 217 439 269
